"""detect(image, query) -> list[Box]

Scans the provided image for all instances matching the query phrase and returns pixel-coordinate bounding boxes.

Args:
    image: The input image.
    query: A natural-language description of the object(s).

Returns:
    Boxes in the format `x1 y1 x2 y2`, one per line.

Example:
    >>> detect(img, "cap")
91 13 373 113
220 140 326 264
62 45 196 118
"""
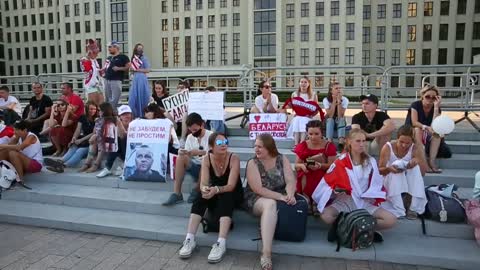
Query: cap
108 40 120 48
360 94 379 105
118 105 132 115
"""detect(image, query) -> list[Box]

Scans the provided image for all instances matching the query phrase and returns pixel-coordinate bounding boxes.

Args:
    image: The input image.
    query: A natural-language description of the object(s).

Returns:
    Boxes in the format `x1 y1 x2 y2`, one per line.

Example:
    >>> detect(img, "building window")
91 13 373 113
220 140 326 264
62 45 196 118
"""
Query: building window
345 47 354 64
408 25 416 41
40 14 44 24
455 48 464 64
185 36 192 66
286 49 294 66
24 31 28 42
331 24 339 40
173 18 180 30
161 19 168 31
315 24 324 41
233 13 240 26
233 0 239 7
377 4 386 18
85 21 91 33
31 14 36 25
376 50 385 66
95 20 101 32
208 0 214 9
422 49 431 65
286 25 294 42
423 24 432 41
406 49 416 65
330 48 339 65
476 0 480 13
346 0 355 15
196 16 203 28
95 1 101 14
75 22 81 33
300 48 309 65
196 35 203 66
438 48 448 64
185 0 191 11
393 3 402 18
208 15 215 28
185 17 191 29
377 26 385 43
301 3 309 17
233 33 240 64
220 0 227 8
254 34 275 57
220 34 227 65
84 2 90 15
48 13 54 24
50 46 55 58
456 23 465 40
424 1 433 16
49 29 54 40
331 1 339 16
458 0 467 14
286 3 294 18
32 31 37 41
301 25 309 41
161 1 167 12
22 15 27 26
392 26 401 42
440 1 450 15
363 27 370 43
220 14 227 27
439 24 449 40
408 2 417 17
34 47 39 58
196 0 203 10
391 49 400 65
40 30 45 40
315 2 324 16
346 23 355 40
208 34 215 65
406 74 415 87
473 22 480 39
254 10 275 33
173 37 180 66
363 5 371 19
162 38 168 67
74 3 80 16
315 48 324 65
173 0 179 12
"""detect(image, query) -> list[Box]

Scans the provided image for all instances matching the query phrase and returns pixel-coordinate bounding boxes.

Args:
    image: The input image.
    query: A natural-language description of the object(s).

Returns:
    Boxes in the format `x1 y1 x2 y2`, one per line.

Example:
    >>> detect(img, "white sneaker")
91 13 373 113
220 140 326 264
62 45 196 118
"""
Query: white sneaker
96 168 111 178
179 239 196 259
207 242 226 263
114 167 123 176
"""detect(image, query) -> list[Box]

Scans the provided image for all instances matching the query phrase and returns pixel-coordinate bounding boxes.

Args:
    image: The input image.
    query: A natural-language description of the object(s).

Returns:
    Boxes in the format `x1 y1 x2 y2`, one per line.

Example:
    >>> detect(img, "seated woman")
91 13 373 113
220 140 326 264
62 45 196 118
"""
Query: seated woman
323 81 349 151
178 132 243 263
44 99 76 157
244 133 296 270
44 102 98 172
379 125 428 220
0 120 43 185
151 80 168 109
405 84 446 173
250 80 279 113
143 103 179 149
293 120 336 211
283 76 323 145
312 129 398 238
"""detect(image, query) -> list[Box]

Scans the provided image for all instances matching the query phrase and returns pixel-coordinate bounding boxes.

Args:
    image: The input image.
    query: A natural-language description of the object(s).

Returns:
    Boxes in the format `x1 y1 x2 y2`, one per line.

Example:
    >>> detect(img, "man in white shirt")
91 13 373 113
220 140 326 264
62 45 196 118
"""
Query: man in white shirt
0 86 22 125
163 112 213 206
251 81 279 113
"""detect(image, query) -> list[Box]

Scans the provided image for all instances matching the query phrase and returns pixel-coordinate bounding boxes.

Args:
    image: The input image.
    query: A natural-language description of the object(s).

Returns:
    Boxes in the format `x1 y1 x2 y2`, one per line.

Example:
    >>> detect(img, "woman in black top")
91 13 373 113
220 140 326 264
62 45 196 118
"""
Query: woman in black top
405 84 443 173
178 132 243 264
151 80 168 109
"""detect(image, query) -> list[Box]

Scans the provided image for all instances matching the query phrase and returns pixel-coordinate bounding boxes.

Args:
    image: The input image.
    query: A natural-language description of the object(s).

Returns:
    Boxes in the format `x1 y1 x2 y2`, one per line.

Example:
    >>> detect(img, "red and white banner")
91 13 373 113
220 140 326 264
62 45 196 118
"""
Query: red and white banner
249 113 288 140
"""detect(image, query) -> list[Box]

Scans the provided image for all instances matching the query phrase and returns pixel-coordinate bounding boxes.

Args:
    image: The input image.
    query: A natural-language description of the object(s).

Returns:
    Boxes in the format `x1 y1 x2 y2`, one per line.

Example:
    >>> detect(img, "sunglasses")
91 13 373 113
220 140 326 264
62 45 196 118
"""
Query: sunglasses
424 95 437 100
215 139 229 146
263 85 271 89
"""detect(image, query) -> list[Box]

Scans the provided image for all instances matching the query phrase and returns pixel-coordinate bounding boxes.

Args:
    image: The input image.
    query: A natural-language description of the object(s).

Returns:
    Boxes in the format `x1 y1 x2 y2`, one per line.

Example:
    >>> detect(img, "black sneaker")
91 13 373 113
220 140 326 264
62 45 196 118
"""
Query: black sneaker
162 193 184 206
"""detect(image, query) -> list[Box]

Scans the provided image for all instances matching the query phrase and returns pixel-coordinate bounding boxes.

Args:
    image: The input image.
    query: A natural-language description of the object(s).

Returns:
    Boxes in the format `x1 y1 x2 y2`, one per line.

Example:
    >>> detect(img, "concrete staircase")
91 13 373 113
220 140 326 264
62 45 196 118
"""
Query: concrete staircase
0 127 479 269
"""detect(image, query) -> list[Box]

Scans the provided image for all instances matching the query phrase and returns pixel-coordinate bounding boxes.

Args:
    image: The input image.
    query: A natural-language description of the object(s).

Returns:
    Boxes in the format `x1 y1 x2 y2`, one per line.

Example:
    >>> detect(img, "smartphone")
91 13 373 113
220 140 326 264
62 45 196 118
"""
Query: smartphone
306 159 315 166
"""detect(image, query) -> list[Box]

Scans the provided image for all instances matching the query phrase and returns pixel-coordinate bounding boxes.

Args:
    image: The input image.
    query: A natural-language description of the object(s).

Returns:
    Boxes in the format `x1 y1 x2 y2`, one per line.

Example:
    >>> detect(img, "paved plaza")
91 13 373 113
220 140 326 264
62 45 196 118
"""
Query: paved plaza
0 223 445 270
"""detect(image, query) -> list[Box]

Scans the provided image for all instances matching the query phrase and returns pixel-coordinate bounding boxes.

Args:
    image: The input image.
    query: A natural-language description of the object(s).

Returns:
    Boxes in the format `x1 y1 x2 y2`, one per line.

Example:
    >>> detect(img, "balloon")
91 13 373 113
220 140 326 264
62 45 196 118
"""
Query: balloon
431 115 455 136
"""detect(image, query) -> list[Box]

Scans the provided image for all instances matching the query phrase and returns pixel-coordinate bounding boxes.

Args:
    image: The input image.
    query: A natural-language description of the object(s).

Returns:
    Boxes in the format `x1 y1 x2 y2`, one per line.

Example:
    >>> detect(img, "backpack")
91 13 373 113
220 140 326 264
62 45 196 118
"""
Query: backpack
274 194 309 242
0 160 18 189
423 184 466 224
464 199 480 245
333 209 376 251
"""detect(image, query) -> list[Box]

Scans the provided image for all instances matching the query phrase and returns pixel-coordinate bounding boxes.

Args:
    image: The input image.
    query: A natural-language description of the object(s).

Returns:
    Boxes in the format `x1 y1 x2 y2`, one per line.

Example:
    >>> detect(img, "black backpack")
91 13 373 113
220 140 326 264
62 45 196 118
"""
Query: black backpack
331 209 376 251
274 194 309 242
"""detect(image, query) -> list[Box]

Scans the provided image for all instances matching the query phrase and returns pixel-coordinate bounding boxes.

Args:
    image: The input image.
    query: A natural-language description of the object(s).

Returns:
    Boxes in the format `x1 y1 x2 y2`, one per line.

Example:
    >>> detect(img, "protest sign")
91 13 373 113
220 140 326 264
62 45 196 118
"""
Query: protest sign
249 113 288 140
188 92 224 120
162 90 189 122
123 119 171 182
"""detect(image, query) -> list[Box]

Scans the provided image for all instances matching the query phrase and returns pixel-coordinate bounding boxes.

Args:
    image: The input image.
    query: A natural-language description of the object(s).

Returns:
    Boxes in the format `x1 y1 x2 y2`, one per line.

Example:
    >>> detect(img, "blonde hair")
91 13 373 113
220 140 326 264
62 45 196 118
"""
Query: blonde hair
344 128 369 166
296 76 313 100
420 84 439 97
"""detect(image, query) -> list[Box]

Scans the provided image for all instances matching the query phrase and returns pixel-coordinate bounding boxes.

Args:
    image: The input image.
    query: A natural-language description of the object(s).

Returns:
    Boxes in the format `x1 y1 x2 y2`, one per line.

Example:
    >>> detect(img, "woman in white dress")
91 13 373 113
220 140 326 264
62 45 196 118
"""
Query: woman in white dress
378 125 428 220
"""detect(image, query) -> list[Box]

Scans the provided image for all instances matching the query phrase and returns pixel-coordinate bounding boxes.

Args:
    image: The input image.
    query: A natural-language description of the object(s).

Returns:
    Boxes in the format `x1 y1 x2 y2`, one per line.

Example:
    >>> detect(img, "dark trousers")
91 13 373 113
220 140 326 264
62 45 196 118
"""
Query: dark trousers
105 137 127 170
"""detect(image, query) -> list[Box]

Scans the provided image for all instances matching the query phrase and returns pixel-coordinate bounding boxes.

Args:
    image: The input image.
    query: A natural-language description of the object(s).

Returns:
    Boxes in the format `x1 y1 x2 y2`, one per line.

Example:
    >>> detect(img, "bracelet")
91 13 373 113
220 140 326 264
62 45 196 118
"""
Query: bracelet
215 186 220 194
422 125 427 131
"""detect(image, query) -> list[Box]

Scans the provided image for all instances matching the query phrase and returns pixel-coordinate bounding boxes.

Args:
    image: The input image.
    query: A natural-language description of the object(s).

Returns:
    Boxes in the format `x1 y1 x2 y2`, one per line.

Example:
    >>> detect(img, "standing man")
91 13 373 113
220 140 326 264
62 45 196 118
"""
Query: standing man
0 86 22 125
23 82 53 136
103 41 130 110
60 82 85 122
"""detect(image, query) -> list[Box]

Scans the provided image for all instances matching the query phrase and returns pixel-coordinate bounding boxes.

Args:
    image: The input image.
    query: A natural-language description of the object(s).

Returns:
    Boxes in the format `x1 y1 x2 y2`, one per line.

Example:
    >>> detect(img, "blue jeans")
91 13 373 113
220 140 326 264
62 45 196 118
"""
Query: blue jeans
62 146 89 167
206 120 226 134
325 117 346 140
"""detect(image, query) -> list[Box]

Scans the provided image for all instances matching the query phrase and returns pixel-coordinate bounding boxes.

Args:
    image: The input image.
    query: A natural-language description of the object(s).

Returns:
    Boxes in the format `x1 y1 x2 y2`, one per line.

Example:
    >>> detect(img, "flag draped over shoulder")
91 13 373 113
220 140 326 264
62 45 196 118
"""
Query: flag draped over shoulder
282 96 325 121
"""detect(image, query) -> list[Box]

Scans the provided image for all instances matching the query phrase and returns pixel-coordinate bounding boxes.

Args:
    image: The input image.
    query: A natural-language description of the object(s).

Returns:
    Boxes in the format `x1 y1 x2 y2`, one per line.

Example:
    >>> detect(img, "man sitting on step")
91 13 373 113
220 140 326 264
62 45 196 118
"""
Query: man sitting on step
163 113 213 206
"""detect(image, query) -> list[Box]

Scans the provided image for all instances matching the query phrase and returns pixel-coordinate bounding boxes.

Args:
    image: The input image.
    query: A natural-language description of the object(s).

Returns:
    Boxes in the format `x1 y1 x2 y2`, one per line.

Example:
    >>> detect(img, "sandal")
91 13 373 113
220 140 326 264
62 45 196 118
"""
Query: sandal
260 257 272 270
427 160 442 174
78 164 90 172
46 166 64 173
85 163 100 173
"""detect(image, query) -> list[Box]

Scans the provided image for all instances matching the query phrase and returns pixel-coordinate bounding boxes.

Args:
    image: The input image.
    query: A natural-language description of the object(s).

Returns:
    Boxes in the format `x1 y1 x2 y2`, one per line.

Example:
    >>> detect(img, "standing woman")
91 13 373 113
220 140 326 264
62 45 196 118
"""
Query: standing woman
405 84 445 173
151 80 169 109
128 43 151 118
323 81 349 151
244 133 297 270
80 39 104 106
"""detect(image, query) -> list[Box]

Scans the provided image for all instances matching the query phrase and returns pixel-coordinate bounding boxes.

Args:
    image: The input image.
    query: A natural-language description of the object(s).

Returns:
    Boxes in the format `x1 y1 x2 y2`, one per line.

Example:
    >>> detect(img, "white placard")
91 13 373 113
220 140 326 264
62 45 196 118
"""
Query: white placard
249 113 288 140
187 92 225 120
162 90 189 122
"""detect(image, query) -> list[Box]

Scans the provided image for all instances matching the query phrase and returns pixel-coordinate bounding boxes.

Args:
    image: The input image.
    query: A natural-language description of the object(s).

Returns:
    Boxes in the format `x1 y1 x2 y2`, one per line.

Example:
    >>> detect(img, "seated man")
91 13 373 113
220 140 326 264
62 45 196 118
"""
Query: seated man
23 82 53 136
126 145 165 182
163 112 213 206
351 94 395 155
250 81 279 113
0 86 22 126
60 82 85 122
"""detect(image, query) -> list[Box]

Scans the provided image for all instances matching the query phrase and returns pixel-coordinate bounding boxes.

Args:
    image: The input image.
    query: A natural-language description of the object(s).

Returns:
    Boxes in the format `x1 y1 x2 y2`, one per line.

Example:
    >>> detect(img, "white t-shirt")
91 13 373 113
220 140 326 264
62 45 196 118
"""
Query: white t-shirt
322 96 349 110
254 94 279 113
0 95 22 115
184 129 213 164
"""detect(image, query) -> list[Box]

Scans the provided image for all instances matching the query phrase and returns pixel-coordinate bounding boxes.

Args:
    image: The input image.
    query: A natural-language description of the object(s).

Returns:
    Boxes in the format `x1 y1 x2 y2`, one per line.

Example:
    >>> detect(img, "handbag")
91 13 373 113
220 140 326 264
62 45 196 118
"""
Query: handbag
464 199 480 245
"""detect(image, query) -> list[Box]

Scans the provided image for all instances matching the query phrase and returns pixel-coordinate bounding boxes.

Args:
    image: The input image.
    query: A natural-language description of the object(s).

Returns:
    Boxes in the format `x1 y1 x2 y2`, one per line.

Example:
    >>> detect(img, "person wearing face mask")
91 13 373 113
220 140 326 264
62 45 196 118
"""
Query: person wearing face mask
163 113 213 206
128 43 151 118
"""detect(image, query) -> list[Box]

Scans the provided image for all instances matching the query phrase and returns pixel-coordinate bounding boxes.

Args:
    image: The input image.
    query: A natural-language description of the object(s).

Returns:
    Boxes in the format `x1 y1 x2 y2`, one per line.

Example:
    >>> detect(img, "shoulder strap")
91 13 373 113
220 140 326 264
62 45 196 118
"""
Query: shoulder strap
227 153 233 168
